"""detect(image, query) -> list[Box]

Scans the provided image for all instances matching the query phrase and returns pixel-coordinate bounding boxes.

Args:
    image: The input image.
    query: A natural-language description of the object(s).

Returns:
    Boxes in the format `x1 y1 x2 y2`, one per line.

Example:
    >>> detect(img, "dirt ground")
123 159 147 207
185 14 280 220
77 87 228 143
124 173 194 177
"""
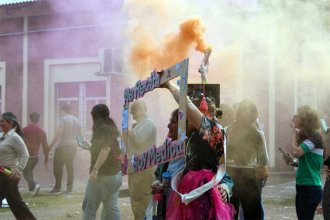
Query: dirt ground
0 152 326 219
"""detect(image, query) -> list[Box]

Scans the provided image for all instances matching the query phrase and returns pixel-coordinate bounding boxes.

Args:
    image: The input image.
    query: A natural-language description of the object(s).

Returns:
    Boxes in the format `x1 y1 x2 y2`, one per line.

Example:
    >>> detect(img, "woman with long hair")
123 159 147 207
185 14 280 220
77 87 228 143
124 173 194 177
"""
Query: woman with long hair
159 82 235 220
82 104 122 220
0 112 36 220
291 105 323 220
226 99 269 220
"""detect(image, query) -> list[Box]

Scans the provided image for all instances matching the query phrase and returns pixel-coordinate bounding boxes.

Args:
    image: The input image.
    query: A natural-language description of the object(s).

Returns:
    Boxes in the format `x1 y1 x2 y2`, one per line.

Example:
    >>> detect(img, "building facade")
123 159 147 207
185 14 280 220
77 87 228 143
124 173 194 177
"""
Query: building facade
1 0 330 170
0 0 128 139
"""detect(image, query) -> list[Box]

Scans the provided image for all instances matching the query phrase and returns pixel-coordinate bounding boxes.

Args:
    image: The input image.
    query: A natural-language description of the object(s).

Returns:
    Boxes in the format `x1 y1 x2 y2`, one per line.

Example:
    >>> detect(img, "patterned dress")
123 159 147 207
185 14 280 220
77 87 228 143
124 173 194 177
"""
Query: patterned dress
166 116 235 220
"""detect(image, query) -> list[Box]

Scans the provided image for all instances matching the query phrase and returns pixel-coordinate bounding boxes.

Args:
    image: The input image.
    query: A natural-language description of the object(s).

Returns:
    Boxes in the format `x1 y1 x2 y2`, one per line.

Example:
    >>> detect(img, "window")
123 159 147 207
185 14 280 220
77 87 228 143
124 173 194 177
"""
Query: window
55 81 107 137
99 48 124 74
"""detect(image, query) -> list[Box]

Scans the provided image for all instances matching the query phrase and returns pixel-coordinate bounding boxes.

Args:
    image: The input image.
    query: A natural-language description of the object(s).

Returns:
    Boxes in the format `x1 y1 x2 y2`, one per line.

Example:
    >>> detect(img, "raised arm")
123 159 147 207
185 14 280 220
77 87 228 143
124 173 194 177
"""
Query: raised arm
165 81 203 130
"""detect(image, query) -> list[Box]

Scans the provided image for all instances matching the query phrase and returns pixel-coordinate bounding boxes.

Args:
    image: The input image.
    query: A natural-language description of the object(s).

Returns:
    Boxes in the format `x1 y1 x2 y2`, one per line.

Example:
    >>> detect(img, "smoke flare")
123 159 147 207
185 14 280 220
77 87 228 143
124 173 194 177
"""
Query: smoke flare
129 17 211 77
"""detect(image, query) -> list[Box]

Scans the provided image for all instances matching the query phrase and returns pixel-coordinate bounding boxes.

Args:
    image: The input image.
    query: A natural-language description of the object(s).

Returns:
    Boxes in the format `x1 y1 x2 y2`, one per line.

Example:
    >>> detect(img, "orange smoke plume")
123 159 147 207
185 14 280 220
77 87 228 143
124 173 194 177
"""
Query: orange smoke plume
129 17 211 77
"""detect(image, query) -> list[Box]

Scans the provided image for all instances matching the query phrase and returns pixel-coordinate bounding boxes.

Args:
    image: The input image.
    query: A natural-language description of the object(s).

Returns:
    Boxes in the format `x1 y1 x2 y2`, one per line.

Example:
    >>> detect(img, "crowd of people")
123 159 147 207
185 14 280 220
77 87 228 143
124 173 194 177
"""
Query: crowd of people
0 81 329 220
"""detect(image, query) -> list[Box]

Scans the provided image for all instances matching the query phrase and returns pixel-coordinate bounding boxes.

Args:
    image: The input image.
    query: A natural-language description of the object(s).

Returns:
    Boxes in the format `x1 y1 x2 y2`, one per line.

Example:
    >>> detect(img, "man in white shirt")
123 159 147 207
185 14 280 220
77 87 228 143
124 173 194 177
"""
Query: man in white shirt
49 104 81 193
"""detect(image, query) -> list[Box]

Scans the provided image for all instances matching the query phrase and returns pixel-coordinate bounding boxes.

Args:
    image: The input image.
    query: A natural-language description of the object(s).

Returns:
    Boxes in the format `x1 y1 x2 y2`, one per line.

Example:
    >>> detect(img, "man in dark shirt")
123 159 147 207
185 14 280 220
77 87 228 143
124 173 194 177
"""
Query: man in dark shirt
22 112 50 196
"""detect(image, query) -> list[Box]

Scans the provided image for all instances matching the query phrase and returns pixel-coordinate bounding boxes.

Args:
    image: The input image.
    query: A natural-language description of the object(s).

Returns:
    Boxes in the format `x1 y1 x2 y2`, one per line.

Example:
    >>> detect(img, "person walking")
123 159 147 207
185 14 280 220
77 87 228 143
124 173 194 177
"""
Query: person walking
22 112 50 196
82 104 122 220
49 104 81 193
124 100 157 220
0 112 36 220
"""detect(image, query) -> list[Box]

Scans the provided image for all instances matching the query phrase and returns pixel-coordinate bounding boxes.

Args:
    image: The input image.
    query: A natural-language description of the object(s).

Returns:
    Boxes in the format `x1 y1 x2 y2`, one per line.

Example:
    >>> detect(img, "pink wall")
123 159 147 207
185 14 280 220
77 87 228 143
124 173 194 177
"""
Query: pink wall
0 5 128 127
0 17 24 122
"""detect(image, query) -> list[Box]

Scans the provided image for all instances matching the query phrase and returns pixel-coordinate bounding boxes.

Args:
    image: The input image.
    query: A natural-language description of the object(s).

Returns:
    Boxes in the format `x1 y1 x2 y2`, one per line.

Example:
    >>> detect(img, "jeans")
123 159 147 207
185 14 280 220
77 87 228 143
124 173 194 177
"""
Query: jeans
53 146 76 191
228 167 262 220
296 184 322 220
236 176 259 220
23 157 39 191
256 177 267 220
82 172 122 220
0 173 36 220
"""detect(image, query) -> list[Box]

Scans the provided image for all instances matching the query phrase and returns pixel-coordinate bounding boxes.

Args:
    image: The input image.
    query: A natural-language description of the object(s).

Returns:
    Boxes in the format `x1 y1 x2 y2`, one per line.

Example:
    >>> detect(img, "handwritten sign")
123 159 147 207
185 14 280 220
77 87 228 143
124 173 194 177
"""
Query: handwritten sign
132 139 184 172
124 70 161 108
122 58 189 173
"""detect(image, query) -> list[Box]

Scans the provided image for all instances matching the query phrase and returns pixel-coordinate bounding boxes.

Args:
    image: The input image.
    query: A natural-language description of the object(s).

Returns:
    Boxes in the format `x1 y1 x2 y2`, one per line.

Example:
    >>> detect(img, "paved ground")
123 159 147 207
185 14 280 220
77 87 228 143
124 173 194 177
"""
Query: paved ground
263 180 323 220
0 151 326 219
0 171 326 219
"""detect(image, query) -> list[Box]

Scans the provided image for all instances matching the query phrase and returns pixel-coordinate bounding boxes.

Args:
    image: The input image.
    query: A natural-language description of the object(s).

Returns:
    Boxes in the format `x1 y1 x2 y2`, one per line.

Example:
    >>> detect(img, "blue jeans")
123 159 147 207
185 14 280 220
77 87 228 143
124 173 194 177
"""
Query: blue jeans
82 172 122 220
228 167 262 220
296 184 322 220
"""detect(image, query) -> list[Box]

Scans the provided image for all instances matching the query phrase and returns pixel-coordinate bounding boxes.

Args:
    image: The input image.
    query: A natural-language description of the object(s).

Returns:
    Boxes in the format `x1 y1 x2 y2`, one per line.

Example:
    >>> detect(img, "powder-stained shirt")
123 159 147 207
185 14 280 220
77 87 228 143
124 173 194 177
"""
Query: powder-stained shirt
57 114 81 147
128 117 156 156
22 123 49 160
0 128 29 172
226 127 269 169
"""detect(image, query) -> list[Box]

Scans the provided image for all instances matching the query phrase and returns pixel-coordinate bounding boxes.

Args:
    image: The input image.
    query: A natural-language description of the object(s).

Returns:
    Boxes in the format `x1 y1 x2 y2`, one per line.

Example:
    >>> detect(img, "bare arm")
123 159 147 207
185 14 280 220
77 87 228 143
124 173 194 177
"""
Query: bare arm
89 147 111 181
325 165 330 177
41 131 50 164
292 132 304 157
166 81 203 130
49 127 64 151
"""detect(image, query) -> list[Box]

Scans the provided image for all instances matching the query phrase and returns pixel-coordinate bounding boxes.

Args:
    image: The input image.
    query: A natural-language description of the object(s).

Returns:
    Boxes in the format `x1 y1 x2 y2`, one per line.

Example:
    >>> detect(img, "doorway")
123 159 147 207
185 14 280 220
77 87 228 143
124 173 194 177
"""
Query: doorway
54 81 107 138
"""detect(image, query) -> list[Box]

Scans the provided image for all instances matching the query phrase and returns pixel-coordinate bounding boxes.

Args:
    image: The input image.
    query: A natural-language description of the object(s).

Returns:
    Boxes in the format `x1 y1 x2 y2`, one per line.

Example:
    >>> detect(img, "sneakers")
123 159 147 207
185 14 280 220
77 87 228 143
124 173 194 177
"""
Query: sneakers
29 184 41 196
33 184 40 196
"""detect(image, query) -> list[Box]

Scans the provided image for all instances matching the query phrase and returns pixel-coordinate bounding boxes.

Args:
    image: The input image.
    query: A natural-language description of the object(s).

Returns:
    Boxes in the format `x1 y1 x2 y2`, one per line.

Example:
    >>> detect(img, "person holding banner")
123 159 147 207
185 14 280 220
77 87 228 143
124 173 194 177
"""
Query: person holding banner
159 81 235 220
153 108 234 219
82 104 122 220
125 100 157 220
